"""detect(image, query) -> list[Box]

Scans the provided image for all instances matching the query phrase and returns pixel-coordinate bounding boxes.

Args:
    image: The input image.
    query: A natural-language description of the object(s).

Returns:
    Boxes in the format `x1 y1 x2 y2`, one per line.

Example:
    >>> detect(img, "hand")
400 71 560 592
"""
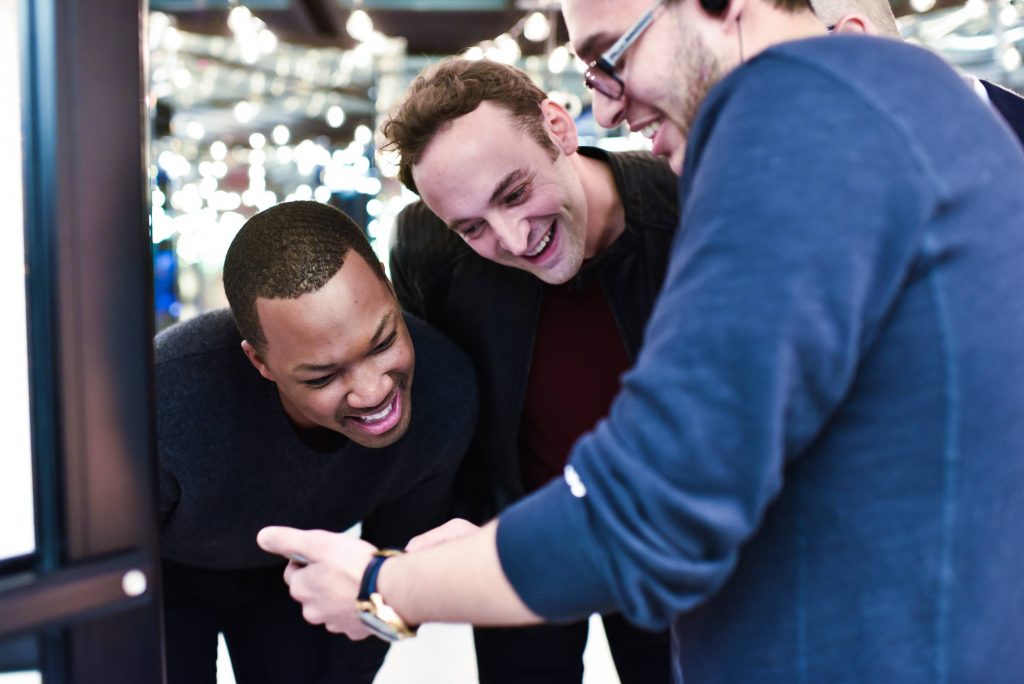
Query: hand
257 526 376 638
405 518 480 552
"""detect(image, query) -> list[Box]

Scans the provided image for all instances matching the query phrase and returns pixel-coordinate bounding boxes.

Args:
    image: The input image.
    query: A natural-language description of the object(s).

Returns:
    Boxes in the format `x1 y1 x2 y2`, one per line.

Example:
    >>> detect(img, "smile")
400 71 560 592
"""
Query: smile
524 221 555 258
354 400 393 423
346 389 402 435
641 121 660 139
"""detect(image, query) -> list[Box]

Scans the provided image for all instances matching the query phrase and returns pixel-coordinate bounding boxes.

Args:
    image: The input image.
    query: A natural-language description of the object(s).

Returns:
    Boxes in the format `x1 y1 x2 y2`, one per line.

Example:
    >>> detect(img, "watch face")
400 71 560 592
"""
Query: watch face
359 611 401 642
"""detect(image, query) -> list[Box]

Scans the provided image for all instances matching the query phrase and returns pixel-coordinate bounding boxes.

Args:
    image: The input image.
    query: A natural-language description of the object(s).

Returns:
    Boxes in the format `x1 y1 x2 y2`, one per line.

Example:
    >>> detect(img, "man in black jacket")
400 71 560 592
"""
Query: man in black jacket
384 58 678 684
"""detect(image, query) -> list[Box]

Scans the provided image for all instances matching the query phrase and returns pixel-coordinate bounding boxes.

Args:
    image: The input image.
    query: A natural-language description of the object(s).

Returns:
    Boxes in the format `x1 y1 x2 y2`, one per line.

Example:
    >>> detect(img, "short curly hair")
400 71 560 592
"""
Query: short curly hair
222 201 387 354
379 58 558 194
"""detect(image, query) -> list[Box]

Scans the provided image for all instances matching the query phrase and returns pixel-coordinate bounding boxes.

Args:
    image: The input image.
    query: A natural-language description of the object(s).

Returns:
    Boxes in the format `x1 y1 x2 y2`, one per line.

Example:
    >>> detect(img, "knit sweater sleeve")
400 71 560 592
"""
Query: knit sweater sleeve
496 51 936 628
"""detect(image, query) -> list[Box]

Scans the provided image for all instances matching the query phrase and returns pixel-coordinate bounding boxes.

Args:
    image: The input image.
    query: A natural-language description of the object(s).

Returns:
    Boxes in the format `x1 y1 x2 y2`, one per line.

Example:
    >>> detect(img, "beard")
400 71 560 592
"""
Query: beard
672 17 732 140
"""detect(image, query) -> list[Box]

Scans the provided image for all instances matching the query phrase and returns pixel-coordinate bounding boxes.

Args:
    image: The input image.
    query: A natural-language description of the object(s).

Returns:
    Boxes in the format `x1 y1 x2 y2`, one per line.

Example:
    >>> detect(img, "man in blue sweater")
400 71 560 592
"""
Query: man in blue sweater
259 0 1024 681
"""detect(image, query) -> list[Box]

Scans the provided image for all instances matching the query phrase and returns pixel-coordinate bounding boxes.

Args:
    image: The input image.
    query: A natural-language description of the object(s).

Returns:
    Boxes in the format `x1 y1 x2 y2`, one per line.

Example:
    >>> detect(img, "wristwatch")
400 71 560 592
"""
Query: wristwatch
356 549 418 642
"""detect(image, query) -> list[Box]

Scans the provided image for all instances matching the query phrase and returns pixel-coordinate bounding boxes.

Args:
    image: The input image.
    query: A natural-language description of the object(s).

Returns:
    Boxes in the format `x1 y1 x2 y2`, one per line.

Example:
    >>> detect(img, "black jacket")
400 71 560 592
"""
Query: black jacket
981 79 1024 147
389 147 680 520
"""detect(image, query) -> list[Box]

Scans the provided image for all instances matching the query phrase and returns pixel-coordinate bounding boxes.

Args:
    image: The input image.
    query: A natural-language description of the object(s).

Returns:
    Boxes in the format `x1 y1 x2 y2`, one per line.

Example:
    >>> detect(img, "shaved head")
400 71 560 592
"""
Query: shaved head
811 0 901 36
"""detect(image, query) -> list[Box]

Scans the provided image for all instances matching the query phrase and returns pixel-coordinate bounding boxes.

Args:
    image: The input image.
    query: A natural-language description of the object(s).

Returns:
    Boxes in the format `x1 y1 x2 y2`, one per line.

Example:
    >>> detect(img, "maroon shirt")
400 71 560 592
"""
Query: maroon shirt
518 276 631 492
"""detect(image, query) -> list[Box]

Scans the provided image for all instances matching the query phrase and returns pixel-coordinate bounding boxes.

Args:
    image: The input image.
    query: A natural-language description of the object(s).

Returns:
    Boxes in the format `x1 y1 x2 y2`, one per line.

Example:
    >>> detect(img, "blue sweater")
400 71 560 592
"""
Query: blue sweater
498 36 1024 683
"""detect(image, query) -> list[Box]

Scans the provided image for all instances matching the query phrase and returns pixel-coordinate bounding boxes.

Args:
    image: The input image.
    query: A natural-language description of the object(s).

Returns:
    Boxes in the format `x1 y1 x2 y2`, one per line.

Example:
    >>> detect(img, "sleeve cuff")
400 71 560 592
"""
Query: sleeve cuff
495 474 617 622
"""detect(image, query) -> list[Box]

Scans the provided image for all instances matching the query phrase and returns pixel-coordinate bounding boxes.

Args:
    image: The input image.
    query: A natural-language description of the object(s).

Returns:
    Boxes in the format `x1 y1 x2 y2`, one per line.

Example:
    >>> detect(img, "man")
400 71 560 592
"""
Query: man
260 0 1024 681
156 200 477 683
811 0 1024 144
385 58 678 682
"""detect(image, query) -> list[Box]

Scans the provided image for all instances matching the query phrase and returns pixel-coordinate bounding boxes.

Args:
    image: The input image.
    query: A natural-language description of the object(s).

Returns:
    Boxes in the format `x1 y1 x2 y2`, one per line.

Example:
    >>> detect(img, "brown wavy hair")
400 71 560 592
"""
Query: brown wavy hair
379 58 558 194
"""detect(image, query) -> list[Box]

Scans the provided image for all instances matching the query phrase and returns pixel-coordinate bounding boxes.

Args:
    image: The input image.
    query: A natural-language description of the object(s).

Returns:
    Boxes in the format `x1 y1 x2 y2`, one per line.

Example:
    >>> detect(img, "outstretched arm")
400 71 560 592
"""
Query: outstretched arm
257 520 539 637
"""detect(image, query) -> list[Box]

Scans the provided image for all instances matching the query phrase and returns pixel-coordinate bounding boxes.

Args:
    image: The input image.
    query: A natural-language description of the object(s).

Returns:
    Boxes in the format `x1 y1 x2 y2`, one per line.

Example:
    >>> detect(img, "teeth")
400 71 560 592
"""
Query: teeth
356 396 393 423
641 122 660 139
525 224 554 257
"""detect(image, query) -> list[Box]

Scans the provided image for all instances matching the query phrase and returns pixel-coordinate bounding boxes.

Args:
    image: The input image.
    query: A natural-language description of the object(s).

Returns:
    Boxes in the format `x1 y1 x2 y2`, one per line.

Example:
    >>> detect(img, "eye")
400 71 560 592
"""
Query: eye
372 331 398 354
505 184 529 205
458 223 482 240
303 374 334 389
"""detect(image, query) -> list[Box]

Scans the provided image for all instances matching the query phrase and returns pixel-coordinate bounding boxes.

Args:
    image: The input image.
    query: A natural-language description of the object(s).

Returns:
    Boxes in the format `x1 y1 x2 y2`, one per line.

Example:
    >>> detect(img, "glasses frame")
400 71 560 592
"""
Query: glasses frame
584 0 666 100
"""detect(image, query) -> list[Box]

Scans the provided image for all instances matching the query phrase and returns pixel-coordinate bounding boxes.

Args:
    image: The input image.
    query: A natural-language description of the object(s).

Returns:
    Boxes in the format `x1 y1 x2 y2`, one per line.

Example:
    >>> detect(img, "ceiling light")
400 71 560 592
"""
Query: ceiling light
347 10 375 42
185 121 205 140
354 124 373 145
227 6 253 34
1000 5 1020 27
490 33 521 64
234 101 256 124
173 68 192 89
965 0 987 19
210 141 228 161
548 45 570 73
523 12 551 42
272 125 291 146
327 105 346 128
1001 46 1022 72
162 26 182 51
258 29 278 54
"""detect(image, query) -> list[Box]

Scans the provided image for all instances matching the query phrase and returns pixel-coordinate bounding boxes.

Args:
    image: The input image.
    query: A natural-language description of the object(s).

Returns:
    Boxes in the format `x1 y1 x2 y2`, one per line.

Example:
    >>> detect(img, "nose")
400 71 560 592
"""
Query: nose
490 215 531 256
592 90 626 130
346 364 393 410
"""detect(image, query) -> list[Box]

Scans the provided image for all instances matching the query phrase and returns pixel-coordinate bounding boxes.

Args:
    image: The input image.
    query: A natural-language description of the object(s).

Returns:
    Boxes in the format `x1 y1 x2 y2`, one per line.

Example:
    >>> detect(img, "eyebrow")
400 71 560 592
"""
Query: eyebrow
574 34 612 64
490 169 528 204
293 311 394 374
447 169 530 231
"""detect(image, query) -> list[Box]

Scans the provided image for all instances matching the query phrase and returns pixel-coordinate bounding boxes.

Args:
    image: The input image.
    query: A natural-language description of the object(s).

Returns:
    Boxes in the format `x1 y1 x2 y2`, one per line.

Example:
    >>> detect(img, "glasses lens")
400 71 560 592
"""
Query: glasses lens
584 65 622 99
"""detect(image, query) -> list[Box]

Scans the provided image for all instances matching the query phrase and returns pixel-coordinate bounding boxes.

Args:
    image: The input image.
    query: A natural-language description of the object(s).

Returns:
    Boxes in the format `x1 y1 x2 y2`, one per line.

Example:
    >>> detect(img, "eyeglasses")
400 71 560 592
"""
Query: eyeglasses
583 0 666 100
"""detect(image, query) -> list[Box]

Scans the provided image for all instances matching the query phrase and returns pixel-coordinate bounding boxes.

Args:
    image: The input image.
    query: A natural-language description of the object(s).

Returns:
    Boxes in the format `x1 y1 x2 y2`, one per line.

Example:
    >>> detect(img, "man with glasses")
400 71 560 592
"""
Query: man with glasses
384 57 677 683
260 0 1024 680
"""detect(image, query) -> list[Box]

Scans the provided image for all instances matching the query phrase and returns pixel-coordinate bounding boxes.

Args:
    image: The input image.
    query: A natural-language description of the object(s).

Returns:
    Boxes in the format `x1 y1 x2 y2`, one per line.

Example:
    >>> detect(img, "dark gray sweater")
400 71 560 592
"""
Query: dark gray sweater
156 308 477 568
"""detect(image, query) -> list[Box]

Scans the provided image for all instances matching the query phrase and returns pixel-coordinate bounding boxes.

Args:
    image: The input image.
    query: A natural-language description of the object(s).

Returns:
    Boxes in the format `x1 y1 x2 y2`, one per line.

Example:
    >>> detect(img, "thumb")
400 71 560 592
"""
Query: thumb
257 525 310 559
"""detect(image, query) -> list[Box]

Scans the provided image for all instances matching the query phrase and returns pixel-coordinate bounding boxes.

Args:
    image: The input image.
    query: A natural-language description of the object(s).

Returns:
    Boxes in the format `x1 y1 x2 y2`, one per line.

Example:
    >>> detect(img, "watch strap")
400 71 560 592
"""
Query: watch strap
358 548 404 601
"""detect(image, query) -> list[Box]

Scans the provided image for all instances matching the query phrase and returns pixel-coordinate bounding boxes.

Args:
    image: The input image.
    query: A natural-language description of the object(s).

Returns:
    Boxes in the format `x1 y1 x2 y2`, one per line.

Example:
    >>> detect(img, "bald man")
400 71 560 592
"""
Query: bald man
813 0 1024 143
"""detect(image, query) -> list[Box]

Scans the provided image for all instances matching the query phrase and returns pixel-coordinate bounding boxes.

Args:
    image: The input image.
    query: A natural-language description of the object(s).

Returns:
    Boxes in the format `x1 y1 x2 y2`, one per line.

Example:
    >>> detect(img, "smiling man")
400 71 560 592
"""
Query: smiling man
155 200 476 684
259 0 1024 681
239 251 414 448
385 58 678 682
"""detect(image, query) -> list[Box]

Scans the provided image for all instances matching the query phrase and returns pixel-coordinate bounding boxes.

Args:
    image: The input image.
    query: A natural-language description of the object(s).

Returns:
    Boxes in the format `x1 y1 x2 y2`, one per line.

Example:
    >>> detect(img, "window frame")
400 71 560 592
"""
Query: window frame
0 0 164 680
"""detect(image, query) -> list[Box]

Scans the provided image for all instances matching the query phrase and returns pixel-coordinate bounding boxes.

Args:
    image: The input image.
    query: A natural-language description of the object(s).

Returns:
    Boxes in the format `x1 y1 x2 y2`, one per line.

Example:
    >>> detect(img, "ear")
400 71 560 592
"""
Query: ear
721 0 748 29
833 13 875 34
241 340 276 382
539 99 579 156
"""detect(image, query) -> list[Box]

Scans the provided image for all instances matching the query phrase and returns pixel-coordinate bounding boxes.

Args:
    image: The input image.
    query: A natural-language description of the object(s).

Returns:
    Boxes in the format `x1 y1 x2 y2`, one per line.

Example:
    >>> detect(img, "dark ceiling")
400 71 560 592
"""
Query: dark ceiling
153 0 570 56
148 0 1009 151
150 0 956 57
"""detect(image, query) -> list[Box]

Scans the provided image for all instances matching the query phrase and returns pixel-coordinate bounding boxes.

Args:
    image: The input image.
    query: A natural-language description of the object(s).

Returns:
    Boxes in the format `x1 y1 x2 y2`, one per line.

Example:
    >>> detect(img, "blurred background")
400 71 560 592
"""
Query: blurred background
142 3 1024 678
146 0 1024 331
1 0 1021 682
